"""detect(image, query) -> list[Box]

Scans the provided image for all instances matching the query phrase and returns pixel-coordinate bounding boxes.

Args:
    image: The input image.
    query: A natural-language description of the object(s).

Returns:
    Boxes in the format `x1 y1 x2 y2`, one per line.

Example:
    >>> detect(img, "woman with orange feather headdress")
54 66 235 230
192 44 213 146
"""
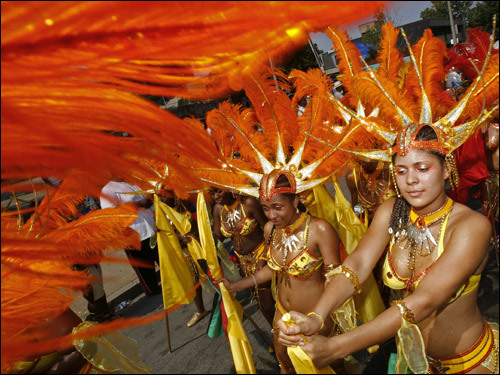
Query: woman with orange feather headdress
277 19 499 374
183 65 382 373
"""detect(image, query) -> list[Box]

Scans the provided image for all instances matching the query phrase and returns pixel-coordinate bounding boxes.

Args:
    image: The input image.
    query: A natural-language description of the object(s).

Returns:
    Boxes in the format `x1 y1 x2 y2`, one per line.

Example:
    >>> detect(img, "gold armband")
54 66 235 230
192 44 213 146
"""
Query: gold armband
325 265 361 294
306 312 325 331
391 299 415 323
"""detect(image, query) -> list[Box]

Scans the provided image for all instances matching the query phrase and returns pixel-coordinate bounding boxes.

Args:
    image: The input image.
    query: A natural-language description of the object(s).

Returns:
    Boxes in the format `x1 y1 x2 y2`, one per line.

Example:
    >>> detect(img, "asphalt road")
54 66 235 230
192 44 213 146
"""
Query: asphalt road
113 241 498 374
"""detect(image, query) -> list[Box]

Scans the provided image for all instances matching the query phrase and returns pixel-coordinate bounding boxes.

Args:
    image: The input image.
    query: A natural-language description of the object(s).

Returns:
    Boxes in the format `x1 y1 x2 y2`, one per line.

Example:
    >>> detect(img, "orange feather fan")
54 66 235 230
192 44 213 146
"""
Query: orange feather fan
3 0 392 369
326 26 365 95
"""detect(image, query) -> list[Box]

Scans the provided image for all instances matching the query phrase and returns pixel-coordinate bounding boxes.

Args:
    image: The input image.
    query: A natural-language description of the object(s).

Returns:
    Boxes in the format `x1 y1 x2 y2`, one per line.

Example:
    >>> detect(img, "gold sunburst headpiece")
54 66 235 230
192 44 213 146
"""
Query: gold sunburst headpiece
192 67 378 198
323 19 499 164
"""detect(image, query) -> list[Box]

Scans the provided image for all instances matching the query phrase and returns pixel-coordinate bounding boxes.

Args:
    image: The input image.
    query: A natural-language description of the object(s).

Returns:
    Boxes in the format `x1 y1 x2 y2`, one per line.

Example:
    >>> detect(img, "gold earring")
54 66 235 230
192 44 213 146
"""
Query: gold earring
390 162 401 197
445 154 459 190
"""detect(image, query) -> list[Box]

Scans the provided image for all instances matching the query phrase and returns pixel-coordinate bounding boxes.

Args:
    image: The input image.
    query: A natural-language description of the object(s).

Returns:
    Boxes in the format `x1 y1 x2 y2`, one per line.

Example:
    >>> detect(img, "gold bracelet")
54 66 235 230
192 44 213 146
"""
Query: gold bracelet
325 265 361 294
306 312 325 331
391 299 415 323
250 274 258 288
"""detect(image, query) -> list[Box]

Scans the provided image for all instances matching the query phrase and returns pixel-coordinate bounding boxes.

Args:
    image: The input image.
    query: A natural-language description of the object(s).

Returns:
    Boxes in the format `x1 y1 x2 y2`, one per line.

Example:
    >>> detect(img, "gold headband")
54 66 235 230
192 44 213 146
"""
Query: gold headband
392 123 450 156
259 169 297 201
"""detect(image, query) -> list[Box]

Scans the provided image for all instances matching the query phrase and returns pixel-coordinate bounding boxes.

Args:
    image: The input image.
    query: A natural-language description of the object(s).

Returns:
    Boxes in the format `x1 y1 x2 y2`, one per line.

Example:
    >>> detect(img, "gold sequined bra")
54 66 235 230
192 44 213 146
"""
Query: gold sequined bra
267 215 323 280
220 203 258 238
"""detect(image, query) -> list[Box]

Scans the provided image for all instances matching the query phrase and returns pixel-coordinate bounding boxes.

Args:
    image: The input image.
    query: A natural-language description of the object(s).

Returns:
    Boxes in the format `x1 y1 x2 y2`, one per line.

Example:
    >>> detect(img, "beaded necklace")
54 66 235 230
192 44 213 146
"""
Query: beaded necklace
274 212 309 287
395 198 454 270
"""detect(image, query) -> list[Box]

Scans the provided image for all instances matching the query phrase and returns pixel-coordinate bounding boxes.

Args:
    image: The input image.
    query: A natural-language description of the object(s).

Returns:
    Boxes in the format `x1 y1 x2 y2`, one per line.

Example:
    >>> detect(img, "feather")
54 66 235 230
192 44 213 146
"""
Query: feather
404 29 449 121
326 26 364 95
242 68 298 164
446 27 499 80
376 22 403 81
460 53 499 122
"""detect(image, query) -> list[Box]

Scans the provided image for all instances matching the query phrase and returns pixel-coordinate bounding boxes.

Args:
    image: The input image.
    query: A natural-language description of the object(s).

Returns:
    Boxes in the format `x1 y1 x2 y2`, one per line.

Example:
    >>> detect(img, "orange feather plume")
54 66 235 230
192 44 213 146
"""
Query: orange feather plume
326 26 364 95
404 29 449 121
376 22 403 81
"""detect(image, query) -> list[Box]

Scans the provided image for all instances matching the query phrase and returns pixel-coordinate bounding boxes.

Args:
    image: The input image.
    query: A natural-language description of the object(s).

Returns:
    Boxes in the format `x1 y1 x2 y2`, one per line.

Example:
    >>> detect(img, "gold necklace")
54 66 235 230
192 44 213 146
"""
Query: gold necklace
276 212 308 287
223 196 241 230
396 198 454 270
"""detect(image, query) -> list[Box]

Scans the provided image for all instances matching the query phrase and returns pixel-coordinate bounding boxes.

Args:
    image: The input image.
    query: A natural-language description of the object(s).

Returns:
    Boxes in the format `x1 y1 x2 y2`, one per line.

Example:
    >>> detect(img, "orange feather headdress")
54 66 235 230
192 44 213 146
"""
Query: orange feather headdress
192 67 378 199
326 21 499 162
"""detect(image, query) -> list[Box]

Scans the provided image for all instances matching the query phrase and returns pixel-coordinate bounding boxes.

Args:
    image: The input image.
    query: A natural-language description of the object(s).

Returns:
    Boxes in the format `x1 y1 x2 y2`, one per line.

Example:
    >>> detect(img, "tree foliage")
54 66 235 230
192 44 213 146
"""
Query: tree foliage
467 1 500 34
361 11 386 64
420 1 498 34
278 42 324 74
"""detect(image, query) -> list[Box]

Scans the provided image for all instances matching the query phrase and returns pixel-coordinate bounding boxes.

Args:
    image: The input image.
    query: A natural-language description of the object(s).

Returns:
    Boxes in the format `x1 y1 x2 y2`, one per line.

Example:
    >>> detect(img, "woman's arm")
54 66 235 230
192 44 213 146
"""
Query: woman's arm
291 198 394 333
212 203 224 242
215 264 273 292
279 203 492 365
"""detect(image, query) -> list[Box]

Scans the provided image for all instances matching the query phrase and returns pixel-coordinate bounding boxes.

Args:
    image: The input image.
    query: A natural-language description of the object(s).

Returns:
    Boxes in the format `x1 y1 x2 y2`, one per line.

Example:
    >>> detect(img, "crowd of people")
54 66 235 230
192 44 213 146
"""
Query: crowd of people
2 4 499 375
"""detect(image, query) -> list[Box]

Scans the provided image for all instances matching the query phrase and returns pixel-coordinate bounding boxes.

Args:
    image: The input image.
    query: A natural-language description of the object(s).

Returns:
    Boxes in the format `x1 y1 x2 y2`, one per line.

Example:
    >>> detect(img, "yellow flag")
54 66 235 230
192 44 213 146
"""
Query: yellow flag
287 346 335 374
196 192 256 374
329 180 385 323
309 183 385 324
154 195 195 309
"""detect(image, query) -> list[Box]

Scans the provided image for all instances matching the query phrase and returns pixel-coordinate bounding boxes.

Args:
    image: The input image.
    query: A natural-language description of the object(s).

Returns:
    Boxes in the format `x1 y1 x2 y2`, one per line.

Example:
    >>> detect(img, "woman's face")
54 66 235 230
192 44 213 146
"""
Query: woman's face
394 149 448 212
209 187 233 206
259 194 299 229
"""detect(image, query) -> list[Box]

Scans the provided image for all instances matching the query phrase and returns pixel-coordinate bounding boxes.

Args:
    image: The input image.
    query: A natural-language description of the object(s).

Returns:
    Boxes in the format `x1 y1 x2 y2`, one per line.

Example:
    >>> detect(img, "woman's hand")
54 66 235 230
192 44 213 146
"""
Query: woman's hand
179 233 192 246
300 334 338 369
277 311 323 345
214 277 235 292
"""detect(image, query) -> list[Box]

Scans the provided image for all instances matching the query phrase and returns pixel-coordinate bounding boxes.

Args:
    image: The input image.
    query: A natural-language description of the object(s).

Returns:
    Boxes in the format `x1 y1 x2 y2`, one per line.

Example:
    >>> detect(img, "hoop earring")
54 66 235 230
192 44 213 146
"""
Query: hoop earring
390 162 401 197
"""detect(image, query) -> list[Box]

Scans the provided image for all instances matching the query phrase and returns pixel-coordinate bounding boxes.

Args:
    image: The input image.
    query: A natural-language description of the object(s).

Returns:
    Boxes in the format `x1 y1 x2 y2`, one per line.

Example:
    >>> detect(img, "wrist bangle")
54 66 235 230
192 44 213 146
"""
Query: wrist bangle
306 312 325 331
325 265 362 294
391 299 415 323
250 274 258 288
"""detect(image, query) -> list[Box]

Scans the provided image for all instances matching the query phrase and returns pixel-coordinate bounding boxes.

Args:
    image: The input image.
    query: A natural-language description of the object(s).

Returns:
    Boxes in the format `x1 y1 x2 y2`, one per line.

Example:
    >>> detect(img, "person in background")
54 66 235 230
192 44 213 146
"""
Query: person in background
210 188 275 330
157 190 209 327
100 180 161 296
333 80 344 100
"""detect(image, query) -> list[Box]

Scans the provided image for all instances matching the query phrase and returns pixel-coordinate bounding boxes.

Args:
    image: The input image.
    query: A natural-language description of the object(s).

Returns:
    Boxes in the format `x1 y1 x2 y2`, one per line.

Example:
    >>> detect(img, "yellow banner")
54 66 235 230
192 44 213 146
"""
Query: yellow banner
154 195 195 309
311 182 385 324
196 192 256 374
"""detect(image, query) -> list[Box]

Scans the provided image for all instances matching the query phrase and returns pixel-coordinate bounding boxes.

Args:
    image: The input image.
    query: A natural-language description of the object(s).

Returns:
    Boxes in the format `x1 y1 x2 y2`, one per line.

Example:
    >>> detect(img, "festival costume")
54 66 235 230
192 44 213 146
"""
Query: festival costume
6 320 150 374
219 199 265 276
320 19 499 374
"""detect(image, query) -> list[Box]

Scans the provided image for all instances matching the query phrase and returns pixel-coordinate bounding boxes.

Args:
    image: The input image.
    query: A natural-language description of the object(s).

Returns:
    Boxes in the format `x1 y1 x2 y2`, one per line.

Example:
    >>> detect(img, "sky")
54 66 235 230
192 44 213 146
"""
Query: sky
310 1 433 52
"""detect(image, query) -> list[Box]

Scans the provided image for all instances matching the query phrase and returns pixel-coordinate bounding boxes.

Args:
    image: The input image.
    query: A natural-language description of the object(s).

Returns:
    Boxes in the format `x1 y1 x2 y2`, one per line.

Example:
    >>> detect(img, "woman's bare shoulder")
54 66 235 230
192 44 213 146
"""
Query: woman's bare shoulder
449 202 491 235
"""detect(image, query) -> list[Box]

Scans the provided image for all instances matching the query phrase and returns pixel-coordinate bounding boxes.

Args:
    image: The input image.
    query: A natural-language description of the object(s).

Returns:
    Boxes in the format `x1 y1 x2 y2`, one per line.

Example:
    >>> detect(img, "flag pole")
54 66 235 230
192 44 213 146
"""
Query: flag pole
165 312 172 353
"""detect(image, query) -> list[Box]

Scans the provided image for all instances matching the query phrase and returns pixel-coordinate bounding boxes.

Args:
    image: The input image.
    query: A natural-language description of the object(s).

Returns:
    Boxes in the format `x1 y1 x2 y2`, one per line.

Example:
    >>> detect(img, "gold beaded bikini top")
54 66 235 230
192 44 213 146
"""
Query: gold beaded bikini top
267 214 323 281
220 202 258 238
383 211 480 304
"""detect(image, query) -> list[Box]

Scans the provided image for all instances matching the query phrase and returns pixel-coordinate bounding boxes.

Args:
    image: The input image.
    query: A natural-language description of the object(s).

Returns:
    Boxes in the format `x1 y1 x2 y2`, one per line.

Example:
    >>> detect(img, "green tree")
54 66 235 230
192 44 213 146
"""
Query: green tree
361 11 386 64
278 42 324 74
468 1 499 34
420 1 473 27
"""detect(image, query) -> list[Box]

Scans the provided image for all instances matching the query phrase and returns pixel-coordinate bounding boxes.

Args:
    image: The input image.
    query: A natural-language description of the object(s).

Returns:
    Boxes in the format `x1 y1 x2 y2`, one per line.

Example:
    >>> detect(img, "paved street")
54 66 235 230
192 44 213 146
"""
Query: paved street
119 288 280 374
111 242 498 374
